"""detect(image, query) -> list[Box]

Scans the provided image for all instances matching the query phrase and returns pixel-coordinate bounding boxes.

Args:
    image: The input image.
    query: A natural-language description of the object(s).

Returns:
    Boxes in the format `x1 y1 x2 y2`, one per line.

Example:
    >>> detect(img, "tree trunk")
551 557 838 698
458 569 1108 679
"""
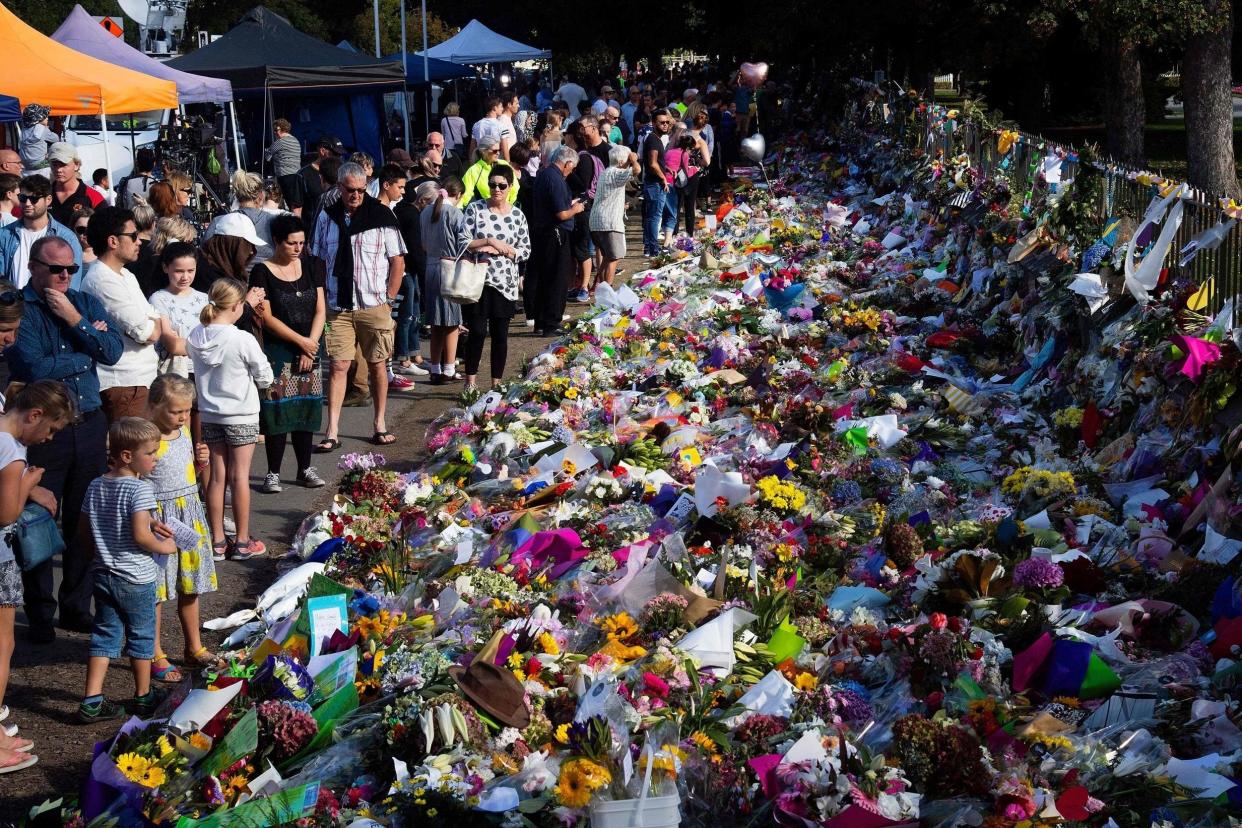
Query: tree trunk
1182 0 1240 197
1102 40 1145 164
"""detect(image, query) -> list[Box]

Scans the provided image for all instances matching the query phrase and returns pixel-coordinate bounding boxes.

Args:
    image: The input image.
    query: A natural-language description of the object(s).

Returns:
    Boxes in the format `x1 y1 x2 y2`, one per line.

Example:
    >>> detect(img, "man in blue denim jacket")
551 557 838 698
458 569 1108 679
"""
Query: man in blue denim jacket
7 235 121 641
0 175 83 290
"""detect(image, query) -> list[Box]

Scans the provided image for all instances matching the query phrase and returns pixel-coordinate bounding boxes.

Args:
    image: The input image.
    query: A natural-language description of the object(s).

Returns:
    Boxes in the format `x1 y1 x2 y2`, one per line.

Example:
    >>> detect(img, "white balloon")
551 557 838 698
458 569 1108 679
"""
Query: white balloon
740 133 766 163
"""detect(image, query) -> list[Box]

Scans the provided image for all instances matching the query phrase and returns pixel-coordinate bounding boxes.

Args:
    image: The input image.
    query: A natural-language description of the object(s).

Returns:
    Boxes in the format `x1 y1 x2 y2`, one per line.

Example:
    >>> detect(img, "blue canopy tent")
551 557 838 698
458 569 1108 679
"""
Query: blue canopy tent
387 52 476 85
419 19 550 64
0 94 19 123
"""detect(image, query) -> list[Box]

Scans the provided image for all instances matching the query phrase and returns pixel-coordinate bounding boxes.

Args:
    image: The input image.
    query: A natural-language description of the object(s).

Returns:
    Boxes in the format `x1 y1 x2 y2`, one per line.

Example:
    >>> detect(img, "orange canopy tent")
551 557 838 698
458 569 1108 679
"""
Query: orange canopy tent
0 1 177 115
0 2 176 180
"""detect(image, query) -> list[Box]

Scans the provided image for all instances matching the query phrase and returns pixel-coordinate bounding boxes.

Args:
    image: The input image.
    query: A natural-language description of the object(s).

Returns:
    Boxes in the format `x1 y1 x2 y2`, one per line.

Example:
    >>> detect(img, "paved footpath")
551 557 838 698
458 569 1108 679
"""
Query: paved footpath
0 217 649 824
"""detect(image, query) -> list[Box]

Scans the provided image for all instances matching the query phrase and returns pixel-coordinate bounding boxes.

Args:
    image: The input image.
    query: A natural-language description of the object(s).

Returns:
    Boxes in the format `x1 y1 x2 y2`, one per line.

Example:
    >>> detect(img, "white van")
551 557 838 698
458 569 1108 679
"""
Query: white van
63 109 167 179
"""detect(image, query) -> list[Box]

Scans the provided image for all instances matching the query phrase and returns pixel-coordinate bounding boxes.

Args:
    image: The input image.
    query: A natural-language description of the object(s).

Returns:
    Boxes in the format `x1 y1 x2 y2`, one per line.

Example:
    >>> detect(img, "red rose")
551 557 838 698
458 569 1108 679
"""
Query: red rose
926 691 944 711
929 612 948 631
947 616 964 633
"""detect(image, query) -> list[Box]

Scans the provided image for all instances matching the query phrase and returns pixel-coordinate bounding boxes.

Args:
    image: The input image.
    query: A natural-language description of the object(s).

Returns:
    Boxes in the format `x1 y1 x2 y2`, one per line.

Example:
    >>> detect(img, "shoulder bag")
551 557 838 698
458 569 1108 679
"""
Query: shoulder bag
440 244 490 304
9 502 65 572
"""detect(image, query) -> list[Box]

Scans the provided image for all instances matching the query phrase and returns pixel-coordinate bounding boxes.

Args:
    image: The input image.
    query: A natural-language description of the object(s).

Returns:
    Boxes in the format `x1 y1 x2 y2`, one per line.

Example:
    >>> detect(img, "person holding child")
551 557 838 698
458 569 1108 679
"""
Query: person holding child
79 416 177 722
186 278 273 562
145 375 219 684
0 381 73 771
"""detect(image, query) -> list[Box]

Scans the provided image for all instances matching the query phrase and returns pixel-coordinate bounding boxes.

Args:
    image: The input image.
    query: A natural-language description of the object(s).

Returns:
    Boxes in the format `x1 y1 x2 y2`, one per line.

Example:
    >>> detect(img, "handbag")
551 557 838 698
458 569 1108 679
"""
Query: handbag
439 245 489 304
8 502 64 572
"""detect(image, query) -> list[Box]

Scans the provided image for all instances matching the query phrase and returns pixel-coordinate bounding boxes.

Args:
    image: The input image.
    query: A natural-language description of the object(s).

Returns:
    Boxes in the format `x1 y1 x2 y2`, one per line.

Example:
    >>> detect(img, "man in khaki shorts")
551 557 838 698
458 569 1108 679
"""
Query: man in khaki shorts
308 162 406 451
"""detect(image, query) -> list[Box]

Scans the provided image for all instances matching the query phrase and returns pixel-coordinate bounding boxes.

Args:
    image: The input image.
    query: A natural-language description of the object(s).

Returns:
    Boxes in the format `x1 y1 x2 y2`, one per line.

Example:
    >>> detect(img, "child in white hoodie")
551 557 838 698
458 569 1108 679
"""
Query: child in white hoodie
187 278 274 561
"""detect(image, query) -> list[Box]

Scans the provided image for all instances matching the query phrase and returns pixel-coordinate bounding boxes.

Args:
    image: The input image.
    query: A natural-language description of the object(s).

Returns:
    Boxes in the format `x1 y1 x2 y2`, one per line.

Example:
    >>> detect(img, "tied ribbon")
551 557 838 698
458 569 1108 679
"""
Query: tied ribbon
997 129 1019 155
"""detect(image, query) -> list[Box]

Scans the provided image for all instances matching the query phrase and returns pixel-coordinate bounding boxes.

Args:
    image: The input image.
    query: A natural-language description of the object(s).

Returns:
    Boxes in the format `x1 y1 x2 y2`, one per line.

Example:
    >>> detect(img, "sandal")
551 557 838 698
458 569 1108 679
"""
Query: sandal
0 733 33 753
0 749 36 773
371 431 396 446
186 647 225 670
211 538 230 562
228 538 266 560
152 653 183 684
313 437 341 453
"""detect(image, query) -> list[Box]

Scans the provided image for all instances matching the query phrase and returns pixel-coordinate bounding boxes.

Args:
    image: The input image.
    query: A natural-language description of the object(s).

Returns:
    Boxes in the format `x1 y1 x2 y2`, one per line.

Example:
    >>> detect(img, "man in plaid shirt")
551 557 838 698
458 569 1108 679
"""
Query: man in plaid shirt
309 162 406 452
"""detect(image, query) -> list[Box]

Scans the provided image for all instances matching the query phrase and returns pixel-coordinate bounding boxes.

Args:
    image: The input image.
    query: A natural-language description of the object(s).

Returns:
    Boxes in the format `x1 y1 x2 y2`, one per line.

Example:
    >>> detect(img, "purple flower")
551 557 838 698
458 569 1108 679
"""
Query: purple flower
1012 557 1064 590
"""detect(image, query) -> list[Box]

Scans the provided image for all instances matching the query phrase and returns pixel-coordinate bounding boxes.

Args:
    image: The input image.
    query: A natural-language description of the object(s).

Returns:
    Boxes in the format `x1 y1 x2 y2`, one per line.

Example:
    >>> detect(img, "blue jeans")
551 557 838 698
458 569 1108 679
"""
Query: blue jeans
90 573 156 660
661 185 680 235
642 181 667 254
394 274 420 359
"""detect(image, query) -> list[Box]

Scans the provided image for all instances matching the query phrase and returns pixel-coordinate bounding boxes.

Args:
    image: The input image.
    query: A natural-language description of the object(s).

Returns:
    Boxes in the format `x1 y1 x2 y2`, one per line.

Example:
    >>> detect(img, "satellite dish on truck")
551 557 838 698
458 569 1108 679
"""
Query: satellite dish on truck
115 0 187 57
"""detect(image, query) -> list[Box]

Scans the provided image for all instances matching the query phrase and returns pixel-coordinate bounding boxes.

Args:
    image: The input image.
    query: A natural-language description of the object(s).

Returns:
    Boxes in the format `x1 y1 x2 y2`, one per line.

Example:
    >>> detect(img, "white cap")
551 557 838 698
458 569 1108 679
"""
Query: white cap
207 211 265 248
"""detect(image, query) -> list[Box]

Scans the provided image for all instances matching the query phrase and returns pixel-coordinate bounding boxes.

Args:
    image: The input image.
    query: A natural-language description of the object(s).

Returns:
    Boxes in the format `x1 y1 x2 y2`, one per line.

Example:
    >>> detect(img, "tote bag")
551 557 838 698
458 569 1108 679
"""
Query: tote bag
9 502 65 572
440 246 490 304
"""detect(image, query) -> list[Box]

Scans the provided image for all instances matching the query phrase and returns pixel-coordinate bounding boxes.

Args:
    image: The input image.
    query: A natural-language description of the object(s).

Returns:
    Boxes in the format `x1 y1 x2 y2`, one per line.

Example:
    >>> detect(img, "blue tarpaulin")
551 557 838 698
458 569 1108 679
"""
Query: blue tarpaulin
0 94 19 123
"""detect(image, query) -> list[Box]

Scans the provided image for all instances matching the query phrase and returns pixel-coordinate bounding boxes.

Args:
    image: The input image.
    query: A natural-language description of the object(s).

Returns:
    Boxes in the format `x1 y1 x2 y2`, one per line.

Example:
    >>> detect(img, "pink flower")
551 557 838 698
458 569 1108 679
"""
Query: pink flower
643 671 670 699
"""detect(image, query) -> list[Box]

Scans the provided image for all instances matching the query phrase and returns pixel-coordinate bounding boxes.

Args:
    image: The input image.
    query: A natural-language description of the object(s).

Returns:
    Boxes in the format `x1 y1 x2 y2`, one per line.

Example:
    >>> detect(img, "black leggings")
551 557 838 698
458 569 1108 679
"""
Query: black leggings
266 431 313 475
680 173 702 235
460 303 511 380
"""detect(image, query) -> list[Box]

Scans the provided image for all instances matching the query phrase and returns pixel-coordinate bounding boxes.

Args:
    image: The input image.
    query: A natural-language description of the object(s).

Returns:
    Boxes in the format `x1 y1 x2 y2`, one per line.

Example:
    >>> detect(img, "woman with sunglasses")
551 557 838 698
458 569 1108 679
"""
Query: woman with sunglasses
456 164 530 391
73 208 96 267
458 136 520 209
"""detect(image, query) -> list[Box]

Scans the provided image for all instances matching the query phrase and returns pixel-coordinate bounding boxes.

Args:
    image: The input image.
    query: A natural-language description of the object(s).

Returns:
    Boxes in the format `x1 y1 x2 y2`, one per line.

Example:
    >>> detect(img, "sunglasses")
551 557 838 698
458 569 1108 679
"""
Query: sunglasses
17 194 45 204
31 259 79 276
430 163 442 170
488 181 510 190
179 188 193 194
115 231 140 241
74 225 89 234
0 290 20 305
342 186 366 195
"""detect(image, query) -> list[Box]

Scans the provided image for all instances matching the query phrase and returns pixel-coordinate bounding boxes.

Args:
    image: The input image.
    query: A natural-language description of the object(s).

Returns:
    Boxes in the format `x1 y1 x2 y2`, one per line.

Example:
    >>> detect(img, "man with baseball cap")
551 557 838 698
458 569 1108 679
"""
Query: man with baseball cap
298 135 345 220
385 148 415 171
48 142 104 227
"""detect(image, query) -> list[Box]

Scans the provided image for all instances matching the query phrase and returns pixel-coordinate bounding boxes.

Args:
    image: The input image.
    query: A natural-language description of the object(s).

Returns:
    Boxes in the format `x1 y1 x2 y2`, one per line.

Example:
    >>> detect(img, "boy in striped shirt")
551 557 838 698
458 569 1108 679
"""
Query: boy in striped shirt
77 417 177 722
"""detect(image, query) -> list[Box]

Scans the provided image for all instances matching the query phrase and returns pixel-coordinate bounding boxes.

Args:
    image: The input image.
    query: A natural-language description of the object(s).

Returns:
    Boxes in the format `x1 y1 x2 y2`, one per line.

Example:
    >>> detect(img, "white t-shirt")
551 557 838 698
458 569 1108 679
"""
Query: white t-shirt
0 431 27 566
11 225 49 288
497 114 516 150
556 83 587 117
472 117 502 148
0 212 17 229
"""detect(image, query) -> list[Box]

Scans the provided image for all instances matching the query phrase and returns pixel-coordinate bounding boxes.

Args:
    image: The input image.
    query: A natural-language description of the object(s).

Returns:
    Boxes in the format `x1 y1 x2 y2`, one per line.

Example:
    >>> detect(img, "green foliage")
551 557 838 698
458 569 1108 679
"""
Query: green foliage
350 0 454 57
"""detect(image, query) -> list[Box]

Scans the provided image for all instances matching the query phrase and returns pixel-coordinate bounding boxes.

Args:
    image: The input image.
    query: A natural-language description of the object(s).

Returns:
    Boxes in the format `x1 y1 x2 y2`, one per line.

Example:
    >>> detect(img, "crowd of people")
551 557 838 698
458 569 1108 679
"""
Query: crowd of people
0 64 782 773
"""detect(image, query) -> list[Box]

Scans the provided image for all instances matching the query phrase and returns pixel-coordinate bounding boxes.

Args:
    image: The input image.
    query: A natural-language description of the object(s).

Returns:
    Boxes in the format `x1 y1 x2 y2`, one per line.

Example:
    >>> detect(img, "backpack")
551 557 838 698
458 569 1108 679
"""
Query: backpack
578 150 604 200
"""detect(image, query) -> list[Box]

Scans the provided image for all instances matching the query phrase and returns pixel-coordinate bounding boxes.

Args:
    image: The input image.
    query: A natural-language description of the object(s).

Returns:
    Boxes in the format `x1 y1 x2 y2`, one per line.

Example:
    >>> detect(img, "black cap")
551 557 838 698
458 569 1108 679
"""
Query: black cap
318 136 346 155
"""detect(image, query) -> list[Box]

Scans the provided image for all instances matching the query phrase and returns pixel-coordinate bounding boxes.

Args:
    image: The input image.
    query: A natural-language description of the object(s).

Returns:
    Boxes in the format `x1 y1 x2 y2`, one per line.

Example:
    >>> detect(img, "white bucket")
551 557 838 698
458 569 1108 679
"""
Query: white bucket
589 794 681 828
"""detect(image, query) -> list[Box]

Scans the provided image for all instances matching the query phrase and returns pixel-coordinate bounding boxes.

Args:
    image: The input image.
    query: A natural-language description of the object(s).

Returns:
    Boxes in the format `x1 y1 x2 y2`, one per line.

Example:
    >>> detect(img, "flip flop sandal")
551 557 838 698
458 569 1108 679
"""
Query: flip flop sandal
0 705 8 723
371 431 396 446
152 653 183 683
2 723 16 738
313 437 341 453
0 750 37 773
186 647 225 670
0 735 33 753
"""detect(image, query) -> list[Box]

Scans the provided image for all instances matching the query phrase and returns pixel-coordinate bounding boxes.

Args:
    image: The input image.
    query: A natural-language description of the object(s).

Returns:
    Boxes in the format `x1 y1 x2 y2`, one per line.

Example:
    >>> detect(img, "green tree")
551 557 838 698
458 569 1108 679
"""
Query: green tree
350 0 455 57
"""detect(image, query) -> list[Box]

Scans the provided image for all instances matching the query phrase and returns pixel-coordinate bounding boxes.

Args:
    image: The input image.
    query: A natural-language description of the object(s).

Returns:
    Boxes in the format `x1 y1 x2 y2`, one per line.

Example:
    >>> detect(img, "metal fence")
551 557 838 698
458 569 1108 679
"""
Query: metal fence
909 106 1241 314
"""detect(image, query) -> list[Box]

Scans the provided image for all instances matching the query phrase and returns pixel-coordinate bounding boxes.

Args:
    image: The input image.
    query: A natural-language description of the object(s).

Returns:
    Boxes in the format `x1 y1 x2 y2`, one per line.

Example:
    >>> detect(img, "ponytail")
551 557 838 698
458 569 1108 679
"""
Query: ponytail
200 277 246 325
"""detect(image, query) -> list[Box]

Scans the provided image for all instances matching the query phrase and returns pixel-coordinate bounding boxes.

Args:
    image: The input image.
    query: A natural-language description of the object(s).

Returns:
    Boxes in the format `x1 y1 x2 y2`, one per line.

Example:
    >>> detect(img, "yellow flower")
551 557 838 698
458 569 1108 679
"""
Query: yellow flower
538 632 561 655
140 765 167 788
156 736 174 757
555 758 610 808
794 672 819 692
600 612 638 641
689 730 718 757
116 752 151 783
554 723 571 744
564 387 579 400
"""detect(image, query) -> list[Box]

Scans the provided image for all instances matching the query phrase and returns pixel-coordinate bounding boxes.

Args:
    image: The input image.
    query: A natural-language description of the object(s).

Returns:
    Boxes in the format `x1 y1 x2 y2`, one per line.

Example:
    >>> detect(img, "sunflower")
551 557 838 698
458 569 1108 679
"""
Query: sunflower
116 752 152 784
600 612 639 641
688 730 719 757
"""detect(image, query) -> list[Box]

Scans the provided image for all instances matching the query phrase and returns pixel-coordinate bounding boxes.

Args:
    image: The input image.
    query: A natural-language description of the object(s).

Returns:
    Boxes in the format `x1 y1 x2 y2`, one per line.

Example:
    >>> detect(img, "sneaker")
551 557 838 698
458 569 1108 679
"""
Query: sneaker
78 698 124 723
395 362 430 377
129 688 168 718
297 467 326 488
223 514 236 536
389 374 415 390
228 538 267 561
525 319 536 328
259 473 282 494
570 289 590 303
